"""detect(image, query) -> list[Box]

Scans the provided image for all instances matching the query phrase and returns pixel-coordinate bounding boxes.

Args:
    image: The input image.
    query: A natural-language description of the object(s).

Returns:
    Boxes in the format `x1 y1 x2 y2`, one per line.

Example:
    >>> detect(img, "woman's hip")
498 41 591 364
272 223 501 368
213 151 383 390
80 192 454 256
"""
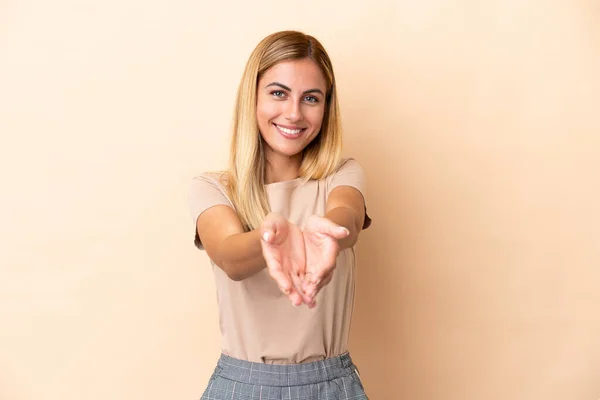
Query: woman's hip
200 351 368 399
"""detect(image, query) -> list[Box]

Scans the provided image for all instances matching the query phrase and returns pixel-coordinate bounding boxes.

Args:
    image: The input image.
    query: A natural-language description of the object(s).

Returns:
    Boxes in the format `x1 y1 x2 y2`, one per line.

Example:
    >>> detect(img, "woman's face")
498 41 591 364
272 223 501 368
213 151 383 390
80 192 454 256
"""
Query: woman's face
256 58 327 160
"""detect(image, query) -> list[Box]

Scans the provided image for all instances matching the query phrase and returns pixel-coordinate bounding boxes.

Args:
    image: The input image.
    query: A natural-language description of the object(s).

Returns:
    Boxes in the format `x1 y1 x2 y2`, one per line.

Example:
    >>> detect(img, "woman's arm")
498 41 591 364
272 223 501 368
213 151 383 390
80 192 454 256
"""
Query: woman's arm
324 185 367 251
197 206 314 306
196 205 266 281
299 186 366 300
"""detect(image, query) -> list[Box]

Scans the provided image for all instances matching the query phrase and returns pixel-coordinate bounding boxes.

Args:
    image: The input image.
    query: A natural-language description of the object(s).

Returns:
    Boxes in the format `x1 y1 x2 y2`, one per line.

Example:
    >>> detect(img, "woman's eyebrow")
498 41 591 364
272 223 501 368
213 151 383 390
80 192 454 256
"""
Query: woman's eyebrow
302 88 324 96
265 82 324 96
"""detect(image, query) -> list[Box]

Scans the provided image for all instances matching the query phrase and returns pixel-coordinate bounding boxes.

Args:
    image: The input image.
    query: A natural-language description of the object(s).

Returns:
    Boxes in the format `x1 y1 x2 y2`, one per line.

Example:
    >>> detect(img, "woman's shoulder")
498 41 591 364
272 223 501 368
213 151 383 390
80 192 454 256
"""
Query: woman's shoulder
323 156 367 193
189 170 232 202
191 170 229 187
327 157 364 179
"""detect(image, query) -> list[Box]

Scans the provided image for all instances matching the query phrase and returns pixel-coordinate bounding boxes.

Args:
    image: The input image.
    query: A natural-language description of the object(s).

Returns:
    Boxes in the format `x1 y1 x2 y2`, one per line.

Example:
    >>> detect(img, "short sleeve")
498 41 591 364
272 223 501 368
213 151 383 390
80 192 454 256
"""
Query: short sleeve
327 158 372 229
188 173 234 249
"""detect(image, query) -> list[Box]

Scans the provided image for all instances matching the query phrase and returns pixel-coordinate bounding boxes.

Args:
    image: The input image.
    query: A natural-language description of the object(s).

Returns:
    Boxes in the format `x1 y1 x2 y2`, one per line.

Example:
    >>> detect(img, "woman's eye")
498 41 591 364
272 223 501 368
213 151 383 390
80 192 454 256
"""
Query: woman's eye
304 96 318 103
271 90 285 98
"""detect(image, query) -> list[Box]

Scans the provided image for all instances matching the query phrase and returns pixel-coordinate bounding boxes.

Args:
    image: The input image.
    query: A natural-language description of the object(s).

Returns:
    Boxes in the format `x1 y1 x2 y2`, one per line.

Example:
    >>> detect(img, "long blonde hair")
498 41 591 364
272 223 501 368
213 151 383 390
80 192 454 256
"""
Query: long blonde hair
226 30 343 231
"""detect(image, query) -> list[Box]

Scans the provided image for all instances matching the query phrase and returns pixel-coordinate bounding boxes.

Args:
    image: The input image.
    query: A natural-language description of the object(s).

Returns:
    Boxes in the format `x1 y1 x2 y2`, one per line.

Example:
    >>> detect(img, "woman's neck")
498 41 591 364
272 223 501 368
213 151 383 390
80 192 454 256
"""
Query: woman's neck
264 152 302 184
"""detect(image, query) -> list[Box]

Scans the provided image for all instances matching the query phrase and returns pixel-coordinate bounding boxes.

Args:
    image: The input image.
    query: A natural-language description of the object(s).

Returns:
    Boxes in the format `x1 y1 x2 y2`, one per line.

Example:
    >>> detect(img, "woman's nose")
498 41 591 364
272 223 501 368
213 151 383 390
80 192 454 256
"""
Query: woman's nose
285 99 303 122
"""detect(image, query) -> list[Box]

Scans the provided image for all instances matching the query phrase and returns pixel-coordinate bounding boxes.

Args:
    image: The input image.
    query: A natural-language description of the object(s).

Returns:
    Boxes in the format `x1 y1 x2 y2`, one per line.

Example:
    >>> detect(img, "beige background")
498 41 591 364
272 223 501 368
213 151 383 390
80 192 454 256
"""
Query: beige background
1 1 599 399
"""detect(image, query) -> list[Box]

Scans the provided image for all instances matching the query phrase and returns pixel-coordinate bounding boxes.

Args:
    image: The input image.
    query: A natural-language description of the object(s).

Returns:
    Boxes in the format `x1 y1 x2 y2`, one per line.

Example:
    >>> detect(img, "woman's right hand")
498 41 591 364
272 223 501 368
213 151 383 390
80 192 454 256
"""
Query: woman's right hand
260 213 314 307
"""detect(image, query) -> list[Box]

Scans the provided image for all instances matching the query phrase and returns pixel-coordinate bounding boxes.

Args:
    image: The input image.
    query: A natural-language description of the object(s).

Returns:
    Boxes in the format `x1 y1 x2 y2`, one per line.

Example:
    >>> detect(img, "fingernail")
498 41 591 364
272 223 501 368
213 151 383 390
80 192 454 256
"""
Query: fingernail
263 232 270 242
340 227 350 235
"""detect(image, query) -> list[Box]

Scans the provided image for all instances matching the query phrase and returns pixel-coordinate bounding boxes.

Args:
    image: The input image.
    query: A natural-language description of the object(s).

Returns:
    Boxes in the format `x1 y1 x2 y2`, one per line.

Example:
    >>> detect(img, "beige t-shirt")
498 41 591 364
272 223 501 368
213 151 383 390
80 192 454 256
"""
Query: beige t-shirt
188 158 371 364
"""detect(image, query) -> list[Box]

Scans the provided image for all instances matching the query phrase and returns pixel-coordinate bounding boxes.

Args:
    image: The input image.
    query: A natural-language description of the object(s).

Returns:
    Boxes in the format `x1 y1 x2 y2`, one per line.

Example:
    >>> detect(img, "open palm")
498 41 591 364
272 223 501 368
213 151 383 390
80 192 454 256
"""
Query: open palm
302 215 349 300
260 213 311 306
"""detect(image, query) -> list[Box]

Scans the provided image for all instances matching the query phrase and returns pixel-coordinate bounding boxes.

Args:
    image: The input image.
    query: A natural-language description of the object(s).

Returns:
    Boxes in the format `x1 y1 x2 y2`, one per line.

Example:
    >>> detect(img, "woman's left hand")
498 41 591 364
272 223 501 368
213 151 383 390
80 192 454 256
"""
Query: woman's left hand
301 215 350 305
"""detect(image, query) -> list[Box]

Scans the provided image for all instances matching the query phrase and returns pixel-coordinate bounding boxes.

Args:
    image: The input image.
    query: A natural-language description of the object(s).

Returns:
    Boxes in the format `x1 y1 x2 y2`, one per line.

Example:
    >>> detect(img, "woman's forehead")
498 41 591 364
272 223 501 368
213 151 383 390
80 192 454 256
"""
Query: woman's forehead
259 59 327 91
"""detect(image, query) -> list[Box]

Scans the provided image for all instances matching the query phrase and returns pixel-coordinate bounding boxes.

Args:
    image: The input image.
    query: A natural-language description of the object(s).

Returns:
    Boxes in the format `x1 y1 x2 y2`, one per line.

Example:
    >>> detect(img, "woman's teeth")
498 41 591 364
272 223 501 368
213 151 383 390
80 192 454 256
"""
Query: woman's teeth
276 124 303 135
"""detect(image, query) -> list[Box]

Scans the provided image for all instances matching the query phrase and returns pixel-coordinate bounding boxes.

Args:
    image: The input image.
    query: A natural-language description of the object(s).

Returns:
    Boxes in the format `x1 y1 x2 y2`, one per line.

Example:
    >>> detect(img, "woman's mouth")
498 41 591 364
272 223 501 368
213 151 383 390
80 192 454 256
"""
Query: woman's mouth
274 123 306 139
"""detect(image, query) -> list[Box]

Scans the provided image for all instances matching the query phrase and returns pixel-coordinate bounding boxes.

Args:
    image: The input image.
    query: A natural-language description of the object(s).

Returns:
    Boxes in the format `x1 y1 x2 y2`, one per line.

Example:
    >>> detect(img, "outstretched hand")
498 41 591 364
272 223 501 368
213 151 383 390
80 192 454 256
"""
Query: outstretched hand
260 213 349 308
301 215 349 301
260 213 313 307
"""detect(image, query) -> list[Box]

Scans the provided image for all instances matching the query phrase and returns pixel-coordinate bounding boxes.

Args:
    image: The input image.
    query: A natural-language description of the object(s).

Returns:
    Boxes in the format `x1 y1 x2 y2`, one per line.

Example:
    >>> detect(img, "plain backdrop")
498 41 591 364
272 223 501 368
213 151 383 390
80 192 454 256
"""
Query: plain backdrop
1 1 599 399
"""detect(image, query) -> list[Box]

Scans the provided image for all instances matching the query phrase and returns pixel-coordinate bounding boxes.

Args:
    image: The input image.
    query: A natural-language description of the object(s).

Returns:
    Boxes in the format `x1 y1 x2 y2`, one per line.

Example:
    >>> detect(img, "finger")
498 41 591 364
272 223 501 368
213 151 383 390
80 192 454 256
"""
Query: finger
315 217 350 239
302 272 321 300
307 279 320 304
311 267 328 285
260 235 294 295
261 216 277 241
270 269 293 295
261 228 274 244
301 272 314 293
288 290 303 307
309 268 335 295
262 253 293 294
297 264 305 283
301 271 317 297
306 280 320 298
304 276 325 303
290 271 314 305
261 225 279 245
261 213 288 245
290 257 306 284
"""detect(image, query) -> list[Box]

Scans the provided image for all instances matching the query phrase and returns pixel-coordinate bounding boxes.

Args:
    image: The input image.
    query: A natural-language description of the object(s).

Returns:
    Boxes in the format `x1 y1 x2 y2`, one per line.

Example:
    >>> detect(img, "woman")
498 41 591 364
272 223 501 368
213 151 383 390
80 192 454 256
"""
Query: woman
189 30 372 399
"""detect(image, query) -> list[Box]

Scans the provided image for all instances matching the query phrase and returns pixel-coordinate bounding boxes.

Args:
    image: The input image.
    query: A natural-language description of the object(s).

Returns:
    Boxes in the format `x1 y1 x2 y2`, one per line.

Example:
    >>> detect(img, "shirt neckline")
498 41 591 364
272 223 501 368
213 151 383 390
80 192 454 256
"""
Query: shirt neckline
265 177 304 189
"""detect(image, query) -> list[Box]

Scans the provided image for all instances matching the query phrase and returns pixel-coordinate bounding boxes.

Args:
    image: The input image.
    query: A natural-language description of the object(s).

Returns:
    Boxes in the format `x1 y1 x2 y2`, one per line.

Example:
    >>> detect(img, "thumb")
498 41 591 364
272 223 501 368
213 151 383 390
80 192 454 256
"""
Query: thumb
261 213 288 244
317 218 350 239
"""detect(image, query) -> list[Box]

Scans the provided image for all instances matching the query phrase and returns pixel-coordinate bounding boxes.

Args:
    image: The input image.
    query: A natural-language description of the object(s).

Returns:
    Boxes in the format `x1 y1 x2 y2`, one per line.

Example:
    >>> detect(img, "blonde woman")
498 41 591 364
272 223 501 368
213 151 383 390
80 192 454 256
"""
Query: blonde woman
189 30 372 399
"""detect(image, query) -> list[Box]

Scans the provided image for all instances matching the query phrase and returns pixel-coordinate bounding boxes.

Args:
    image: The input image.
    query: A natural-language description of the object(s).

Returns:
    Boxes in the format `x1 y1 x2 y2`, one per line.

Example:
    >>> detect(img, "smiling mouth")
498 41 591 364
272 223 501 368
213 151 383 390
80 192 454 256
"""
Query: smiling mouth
274 123 306 137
